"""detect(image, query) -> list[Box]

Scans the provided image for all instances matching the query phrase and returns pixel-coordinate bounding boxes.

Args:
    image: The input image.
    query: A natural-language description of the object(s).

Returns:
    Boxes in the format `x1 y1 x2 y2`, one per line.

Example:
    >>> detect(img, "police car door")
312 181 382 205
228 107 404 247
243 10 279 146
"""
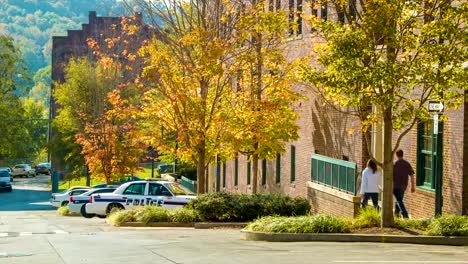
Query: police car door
148 183 176 208
121 182 147 208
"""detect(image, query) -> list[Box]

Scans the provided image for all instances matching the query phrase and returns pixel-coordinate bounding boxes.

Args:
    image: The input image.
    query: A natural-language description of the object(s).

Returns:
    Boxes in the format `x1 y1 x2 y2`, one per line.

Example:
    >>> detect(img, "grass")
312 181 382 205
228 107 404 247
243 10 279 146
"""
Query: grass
56 206 79 216
352 207 381 229
55 167 158 191
107 206 200 226
246 215 350 234
427 215 468 236
394 218 431 231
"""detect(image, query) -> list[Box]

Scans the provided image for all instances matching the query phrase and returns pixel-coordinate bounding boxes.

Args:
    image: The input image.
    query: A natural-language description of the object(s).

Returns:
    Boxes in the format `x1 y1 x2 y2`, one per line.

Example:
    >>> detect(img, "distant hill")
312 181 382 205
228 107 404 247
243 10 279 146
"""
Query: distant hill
0 0 125 73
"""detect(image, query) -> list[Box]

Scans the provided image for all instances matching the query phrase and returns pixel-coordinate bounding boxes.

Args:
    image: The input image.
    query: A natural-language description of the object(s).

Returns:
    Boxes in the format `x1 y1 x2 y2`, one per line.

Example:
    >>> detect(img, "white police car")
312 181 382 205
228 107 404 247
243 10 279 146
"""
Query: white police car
68 188 116 218
50 188 90 208
85 180 196 217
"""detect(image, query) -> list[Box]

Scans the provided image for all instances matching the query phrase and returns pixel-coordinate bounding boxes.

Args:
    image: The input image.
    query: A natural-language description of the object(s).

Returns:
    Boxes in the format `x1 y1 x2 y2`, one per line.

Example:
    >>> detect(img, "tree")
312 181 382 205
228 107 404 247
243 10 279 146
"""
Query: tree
136 0 240 193
225 0 302 193
300 0 467 226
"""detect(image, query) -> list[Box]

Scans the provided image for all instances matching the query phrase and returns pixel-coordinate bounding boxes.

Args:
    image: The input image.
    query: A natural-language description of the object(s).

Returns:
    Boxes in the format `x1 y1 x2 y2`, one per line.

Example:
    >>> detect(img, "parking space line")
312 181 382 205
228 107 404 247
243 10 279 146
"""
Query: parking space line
334 261 468 263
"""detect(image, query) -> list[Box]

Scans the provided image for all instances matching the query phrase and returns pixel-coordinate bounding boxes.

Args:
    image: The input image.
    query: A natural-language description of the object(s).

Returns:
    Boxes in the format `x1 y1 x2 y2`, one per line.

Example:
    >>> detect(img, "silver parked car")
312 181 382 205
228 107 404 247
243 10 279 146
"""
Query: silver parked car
12 164 35 178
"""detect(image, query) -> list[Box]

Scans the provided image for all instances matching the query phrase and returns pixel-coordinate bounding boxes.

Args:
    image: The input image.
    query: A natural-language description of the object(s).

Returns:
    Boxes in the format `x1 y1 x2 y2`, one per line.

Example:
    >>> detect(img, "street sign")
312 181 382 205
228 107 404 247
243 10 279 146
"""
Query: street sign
433 114 438 134
428 101 444 113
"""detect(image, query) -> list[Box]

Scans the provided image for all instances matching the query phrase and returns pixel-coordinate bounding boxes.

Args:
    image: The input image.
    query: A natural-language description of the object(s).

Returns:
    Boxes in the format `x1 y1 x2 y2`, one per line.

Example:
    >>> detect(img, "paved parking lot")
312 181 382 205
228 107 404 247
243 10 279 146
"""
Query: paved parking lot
1 176 468 264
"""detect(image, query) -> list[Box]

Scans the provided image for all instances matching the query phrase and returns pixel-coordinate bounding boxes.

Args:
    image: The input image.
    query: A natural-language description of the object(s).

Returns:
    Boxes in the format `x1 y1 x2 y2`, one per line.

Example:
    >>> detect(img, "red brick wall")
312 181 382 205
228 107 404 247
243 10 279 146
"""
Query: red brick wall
394 107 464 218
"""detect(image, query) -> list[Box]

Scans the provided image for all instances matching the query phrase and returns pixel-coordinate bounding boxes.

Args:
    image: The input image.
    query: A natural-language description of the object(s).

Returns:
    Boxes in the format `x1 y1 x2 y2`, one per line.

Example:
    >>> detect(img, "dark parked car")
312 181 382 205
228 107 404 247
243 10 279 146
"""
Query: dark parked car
0 170 12 192
0 167 13 182
35 162 51 175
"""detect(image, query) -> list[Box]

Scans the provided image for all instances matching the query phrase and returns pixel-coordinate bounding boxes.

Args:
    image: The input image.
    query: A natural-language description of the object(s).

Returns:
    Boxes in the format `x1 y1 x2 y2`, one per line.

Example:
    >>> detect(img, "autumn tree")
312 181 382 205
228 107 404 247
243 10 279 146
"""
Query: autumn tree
225 0 302 193
300 0 468 226
135 0 241 193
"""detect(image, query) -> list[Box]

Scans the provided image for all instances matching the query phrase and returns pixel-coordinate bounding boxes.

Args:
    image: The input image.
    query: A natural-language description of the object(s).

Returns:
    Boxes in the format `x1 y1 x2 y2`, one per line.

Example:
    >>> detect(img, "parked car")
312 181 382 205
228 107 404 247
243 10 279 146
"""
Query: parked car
0 170 12 192
68 188 116 218
35 163 51 175
110 175 142 185
0 167 13 182
50 188 89 207
91 183 119 188
85 180 196 217
12 164 35 178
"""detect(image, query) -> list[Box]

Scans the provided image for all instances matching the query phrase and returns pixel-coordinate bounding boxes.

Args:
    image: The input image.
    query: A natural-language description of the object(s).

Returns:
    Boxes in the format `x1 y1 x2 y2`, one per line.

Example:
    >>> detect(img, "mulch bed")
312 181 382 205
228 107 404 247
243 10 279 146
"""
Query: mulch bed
351 227 424 236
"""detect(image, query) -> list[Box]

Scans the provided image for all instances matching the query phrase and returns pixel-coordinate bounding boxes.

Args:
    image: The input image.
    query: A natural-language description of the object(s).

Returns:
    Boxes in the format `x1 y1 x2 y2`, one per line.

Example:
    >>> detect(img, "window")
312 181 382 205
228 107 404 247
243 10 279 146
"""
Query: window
269 0 274 11
262 159 267 185
234 156 239 186
247 159 251 185
276 0 281 11
310 0 318 32
94 188 115 194
417 120 434 189
348 0 356 20
337 6 345 23
291 145 296 183
289 0 295 35
166 183 194 195
297 0 303 35
321 3 328 21
222 162 226 188
123 183 146 195
70 190 88 196
148 183 172 196
276 153 281 183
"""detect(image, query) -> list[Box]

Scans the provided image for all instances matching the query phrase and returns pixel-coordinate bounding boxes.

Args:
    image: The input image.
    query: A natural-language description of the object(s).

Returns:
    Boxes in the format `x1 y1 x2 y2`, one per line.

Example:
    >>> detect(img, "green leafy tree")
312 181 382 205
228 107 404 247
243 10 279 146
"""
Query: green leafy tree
137 0 240 193
225 0 302 193
300 0 468 226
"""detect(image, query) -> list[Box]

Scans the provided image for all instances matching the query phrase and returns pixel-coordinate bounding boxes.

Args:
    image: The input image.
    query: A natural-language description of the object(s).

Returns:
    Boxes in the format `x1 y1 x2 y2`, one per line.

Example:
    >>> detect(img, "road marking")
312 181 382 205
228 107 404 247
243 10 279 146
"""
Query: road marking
0 233 7 237
53 230 68 234
334 261 468 263
19 232 32 236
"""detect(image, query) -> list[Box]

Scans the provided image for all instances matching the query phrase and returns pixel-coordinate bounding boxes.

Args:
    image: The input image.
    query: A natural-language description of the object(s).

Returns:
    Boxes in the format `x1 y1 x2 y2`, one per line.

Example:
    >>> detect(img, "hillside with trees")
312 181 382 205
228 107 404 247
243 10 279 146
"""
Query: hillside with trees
0 0 123 73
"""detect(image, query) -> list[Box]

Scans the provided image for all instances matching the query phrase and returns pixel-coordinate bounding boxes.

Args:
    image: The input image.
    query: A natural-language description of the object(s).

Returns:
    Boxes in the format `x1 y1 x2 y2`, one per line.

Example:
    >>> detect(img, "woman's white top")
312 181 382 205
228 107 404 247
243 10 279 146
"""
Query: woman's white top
360 167 382 194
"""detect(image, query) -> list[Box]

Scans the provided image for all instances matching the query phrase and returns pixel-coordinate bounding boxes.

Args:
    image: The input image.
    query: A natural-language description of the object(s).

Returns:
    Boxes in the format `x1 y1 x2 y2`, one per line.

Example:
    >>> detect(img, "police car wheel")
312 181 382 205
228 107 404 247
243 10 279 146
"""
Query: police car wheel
106 203 124 215
61 201 69 207
97 215 107 218
81 205 95 218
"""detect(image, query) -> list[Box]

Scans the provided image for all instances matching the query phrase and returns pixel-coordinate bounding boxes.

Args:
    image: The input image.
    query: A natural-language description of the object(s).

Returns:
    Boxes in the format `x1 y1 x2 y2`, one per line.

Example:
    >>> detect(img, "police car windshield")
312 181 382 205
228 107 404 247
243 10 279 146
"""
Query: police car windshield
166 183 194 196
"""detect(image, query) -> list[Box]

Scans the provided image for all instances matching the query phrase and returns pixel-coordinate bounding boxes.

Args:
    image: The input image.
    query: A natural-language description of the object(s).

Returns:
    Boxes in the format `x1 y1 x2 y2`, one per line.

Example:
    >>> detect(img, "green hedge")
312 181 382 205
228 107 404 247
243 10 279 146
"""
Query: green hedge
246 215 350 233
108 206 200 226
428 215 468 236
186 192 311 222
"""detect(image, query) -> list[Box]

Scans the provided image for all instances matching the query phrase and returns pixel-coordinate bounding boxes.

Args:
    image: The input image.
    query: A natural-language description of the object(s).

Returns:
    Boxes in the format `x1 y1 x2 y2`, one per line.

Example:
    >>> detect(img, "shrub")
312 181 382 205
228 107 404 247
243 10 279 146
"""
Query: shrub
428 215 468 236
246 214 350 234
134 206 170 224
187 192 311 222
57 206 71 216
169 207 200 223
394 218 431 231
352 207 380 229
107 206 145 226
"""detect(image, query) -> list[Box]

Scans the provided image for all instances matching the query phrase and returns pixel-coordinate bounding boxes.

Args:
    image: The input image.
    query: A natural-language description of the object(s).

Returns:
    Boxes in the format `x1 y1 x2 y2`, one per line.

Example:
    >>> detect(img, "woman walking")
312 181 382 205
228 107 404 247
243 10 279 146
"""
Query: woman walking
360 159 381 209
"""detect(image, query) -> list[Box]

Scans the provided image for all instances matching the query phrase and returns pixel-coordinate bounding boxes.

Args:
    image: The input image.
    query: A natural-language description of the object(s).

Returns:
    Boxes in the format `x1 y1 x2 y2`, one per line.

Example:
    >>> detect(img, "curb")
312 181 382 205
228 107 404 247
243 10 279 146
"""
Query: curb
116 222 194 228
115 222 248 229
194 222 248 229
240 231 468 246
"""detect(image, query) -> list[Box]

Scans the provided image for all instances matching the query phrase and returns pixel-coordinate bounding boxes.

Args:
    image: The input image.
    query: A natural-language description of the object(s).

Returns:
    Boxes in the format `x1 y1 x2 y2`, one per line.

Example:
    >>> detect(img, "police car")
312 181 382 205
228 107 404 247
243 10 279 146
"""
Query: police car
85 180 196 217
50 188 90 208
68 188 116 218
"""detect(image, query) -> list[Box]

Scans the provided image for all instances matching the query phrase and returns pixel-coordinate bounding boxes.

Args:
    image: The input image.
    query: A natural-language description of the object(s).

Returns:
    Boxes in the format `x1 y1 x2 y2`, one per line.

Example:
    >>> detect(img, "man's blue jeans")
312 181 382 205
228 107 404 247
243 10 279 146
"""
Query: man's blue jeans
361 193 379 209
393 189 409 218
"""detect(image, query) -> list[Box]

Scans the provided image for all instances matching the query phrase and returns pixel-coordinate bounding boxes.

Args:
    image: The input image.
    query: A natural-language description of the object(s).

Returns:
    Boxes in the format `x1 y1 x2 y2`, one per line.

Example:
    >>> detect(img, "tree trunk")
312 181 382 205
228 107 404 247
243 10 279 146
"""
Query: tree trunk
86 165 91 186
381 107 394 227
196 146 206 194
252 144 259 193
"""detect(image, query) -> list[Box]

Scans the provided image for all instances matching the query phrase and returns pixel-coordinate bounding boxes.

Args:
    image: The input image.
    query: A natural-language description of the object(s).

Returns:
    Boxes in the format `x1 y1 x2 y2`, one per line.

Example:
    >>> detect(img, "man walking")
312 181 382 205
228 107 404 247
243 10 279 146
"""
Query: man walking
393 149 415 218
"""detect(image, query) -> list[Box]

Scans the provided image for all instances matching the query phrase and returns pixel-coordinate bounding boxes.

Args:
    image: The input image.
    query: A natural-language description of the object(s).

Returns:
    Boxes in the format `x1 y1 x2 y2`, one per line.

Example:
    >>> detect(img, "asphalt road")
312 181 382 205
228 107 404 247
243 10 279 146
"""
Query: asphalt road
1 176 468 264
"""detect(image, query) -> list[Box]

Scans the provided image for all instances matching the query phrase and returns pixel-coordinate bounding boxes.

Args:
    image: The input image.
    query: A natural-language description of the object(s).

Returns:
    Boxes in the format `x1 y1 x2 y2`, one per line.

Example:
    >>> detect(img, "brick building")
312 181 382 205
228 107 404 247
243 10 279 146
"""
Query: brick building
209 0 468 218
50 11 151 176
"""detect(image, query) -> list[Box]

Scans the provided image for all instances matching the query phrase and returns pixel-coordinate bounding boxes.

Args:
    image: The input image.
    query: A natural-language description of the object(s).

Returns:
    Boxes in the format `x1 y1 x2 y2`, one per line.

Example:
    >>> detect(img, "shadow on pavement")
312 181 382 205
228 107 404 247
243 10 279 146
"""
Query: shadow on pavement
0 188 55 211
